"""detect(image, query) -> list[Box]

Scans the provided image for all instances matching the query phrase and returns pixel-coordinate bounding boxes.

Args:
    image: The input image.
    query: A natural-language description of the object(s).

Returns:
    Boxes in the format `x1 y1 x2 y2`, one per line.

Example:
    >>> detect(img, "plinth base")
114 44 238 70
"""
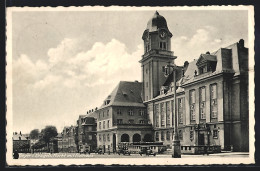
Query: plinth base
172 140 181 158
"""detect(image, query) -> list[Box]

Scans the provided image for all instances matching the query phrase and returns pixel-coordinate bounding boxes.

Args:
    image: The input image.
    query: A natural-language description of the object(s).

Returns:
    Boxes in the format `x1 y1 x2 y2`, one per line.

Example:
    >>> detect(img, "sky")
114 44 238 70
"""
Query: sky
10 8 248 134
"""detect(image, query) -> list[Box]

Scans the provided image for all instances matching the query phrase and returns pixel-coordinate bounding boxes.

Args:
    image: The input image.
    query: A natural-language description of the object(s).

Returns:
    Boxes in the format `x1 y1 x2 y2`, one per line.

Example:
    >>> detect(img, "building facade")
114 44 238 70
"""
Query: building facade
141 11 249 153
76 114 97 152
96 81 153 153
12 132 30 153
61 126 77 153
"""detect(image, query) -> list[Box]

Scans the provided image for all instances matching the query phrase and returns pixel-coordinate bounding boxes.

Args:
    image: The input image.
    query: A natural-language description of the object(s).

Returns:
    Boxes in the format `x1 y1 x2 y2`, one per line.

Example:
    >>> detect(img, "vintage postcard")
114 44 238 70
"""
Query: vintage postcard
6 6 255 166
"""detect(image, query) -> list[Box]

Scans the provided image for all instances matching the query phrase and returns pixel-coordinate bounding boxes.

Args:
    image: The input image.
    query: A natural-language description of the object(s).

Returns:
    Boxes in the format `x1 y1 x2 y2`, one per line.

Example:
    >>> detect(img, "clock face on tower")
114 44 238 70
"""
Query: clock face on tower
159 30 167 40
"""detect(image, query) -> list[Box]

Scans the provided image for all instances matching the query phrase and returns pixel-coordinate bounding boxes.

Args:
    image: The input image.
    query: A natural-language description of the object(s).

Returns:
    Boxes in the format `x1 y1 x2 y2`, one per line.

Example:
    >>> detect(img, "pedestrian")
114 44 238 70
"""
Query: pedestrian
13 150 19 159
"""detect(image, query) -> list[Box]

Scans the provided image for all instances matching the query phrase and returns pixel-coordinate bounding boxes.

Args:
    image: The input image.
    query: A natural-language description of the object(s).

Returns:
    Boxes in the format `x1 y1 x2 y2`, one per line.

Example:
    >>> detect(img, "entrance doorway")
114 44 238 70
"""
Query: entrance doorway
103 145 106 153
198 133 205 145
113 134 116 152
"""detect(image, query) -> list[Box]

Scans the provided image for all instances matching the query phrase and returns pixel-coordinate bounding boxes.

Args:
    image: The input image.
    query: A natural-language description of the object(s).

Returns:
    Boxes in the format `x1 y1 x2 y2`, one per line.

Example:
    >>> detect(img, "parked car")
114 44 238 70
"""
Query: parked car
117 148 131 155
97 148 104 155
139 146 156 156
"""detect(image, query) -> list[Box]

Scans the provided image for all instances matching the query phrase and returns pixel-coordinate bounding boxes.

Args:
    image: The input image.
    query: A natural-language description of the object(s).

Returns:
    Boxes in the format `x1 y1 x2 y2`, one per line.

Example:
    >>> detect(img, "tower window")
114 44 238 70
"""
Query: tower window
146 82 148 87
159 42 167 50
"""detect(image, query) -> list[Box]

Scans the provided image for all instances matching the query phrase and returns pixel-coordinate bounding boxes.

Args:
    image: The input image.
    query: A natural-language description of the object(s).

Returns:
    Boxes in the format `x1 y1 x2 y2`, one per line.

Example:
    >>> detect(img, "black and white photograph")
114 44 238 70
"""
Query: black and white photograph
6 6 255 165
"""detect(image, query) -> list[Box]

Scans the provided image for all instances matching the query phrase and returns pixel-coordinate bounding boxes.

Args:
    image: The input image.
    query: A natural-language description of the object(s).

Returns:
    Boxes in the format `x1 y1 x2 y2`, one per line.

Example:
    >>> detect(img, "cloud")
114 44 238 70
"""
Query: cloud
172 26 237 66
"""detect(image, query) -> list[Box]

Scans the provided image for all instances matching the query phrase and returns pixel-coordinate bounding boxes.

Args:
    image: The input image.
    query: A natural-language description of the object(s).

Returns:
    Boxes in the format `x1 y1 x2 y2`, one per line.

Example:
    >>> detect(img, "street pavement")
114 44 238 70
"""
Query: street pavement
18 152 249 159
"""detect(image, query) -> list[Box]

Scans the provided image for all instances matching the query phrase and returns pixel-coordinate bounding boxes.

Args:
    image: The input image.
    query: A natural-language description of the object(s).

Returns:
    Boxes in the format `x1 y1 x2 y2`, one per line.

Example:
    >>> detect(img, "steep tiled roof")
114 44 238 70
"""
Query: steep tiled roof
100 81 145 109
200 54 217 62
86 111 97 118
13 134 28 141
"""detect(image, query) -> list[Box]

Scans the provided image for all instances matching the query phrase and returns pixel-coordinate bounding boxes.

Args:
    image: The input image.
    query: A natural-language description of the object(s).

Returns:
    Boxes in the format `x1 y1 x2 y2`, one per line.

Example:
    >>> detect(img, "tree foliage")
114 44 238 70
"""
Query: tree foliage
31 139 46 149
29 129 39 139
41 125 58 144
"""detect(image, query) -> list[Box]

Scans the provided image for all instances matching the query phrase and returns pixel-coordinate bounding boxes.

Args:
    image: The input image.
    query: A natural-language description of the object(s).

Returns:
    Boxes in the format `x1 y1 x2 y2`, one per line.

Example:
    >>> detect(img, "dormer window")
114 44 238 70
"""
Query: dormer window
196 53 217 75
104 100 110 105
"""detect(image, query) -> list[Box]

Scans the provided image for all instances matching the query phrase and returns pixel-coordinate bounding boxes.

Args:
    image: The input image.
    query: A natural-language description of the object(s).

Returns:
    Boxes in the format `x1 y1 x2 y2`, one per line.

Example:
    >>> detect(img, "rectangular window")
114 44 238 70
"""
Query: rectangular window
161 103 165 126
155 132 159 141
99 122 101 129
107 110 109 116
128 119 134 124
139 110 145 116
179 130 183 140
117 119 123 124
146 82 148 88
190 130 194 140
213 130 218 138
155 104 159 127
103 134 106 142
107 134 110 141
139 120 145 124
99 113 101 119
178 98 183 124
117 109 122 115
103 111 104 117
166 131 170 140
159 42 167 50
210 84 218 119
166 101 171 127
161 131 165 141
200 87 206 120
128 109 134 116
190 90 196 121
88 126 92 131
103 121 105 129
107 120 110 128
88 135 92 140
99 134 101 141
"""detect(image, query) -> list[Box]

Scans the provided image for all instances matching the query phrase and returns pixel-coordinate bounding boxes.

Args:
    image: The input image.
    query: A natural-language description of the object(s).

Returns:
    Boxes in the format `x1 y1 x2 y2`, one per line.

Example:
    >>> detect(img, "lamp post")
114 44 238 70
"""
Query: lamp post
164 64 181 158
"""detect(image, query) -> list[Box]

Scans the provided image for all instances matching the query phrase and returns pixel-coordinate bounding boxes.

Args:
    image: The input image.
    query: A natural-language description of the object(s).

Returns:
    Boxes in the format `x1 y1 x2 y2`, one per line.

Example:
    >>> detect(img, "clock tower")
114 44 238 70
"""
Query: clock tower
140 11 177 102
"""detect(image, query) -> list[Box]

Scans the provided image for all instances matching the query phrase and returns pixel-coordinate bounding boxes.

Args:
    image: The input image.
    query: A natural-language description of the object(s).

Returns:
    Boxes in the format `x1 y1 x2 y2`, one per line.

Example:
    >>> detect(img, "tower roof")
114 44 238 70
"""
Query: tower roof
145 11 172 35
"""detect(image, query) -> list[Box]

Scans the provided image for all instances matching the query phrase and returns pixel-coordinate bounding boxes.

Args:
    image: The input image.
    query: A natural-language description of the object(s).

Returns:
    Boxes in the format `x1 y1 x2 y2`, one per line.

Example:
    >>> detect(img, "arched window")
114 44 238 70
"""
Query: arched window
121 134 129 142
133 134 141 142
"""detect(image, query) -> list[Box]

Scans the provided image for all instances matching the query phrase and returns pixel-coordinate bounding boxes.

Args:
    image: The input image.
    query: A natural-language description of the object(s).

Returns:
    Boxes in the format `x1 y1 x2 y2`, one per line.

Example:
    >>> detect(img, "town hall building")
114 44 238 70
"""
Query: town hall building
95 11 249 153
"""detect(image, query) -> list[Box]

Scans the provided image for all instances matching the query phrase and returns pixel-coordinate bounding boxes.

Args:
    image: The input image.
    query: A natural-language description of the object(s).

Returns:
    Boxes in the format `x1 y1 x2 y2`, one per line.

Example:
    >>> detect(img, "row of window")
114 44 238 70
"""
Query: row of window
190 84 218 121
155 129 219 142
117 119 145 124
99 134 110 142
98 120 110 130
155 98 184 127
98 110 110 119
117 109 145 116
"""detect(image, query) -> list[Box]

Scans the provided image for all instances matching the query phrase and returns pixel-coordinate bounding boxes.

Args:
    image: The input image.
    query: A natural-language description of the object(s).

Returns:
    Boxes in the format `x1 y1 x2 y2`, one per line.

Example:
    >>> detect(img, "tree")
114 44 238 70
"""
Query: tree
41 126 58 151
29 129 39 139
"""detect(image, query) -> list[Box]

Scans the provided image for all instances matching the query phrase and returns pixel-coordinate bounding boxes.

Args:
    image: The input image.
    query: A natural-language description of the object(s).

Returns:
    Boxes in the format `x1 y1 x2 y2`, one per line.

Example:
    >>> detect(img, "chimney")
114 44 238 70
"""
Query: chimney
206 51 210 55
20 131 22 135
238 39 244 48
135 80 139 83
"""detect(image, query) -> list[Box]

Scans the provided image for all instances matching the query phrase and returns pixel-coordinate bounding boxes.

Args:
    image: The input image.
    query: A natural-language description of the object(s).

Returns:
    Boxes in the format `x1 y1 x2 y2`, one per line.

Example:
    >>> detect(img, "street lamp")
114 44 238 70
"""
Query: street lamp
163 63 181 158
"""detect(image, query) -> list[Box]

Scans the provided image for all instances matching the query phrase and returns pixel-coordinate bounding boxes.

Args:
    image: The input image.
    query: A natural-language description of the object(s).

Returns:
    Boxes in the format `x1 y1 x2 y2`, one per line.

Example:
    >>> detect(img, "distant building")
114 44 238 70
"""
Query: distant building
61 126 77 153
56 133 63 152
12 131 30 153
96 81 153 153
76 113 97 152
